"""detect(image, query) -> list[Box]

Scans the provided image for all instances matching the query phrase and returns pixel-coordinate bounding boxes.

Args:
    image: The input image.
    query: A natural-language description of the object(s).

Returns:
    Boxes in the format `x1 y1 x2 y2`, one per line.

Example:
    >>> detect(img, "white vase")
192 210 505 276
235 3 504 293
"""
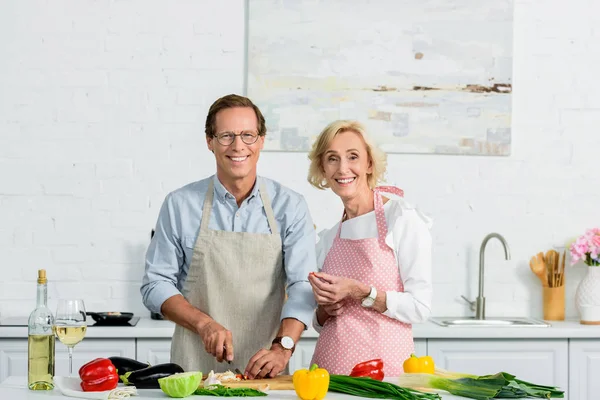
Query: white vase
576 266 600 324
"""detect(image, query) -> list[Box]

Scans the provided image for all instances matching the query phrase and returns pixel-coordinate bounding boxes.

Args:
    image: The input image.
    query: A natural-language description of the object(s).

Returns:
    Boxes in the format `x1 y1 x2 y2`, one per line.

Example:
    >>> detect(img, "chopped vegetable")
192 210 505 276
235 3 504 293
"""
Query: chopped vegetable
402 354 435 374
329 374 440 400
78 358 119 392
350 358 385 381
204 370 222 388
158 371 203 398
195 384 267 397
397 369 564 399
293 363 330 400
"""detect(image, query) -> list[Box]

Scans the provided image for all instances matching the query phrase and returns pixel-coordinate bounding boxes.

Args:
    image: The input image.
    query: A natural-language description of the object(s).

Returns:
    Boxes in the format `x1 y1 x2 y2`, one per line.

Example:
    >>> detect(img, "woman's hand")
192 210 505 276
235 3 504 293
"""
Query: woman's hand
321 301 345 316
308 272 369 304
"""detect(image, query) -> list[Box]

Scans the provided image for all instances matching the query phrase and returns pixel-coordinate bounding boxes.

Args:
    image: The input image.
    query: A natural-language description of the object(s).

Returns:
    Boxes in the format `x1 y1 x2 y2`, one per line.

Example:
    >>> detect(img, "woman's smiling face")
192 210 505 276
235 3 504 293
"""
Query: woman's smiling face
321 130 373 200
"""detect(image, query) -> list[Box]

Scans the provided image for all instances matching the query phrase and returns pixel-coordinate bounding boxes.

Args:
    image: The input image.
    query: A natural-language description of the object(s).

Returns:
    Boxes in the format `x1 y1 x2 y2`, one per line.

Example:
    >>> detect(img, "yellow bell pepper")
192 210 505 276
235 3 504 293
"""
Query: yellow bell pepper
402 353 435 374
292 363 330 400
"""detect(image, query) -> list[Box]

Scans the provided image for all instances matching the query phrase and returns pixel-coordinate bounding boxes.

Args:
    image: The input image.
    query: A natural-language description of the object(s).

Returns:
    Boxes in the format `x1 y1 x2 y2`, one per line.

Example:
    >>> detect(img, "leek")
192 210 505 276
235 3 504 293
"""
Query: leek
397 369 564 399
329 375 441 400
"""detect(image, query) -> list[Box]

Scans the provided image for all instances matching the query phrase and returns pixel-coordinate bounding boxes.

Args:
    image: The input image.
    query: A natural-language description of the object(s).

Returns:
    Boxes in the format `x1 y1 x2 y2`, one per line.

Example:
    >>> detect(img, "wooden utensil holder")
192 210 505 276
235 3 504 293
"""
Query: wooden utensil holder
543 285 565 320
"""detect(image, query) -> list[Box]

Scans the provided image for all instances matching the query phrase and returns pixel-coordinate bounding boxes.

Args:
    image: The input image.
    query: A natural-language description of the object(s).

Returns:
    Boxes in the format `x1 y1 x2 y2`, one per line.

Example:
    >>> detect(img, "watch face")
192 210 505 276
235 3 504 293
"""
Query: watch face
362 297 375 307
281 336 294 349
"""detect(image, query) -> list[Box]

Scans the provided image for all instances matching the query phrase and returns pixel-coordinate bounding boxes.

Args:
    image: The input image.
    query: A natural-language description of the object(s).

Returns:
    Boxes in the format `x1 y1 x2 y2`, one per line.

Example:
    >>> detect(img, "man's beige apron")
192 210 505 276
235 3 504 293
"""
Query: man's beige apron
171 179 286 373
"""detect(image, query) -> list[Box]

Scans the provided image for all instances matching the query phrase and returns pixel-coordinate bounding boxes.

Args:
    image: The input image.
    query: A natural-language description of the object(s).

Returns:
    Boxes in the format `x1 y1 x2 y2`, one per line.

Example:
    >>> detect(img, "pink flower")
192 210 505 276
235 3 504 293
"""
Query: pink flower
570 228 600 266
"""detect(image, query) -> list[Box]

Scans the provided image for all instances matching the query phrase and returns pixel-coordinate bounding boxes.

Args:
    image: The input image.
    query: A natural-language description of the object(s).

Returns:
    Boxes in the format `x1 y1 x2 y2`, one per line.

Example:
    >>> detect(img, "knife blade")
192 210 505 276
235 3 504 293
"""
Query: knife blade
235 368 247 380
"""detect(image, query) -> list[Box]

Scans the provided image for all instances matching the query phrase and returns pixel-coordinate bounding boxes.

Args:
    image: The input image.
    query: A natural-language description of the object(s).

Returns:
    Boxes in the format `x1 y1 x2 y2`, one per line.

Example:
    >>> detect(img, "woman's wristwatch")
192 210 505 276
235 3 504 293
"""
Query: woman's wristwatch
361 285 377 308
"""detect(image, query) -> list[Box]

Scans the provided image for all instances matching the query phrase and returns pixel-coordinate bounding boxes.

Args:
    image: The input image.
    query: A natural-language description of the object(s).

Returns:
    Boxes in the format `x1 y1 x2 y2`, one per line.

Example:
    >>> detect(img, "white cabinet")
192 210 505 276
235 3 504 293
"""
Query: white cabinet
428 339 568 393
0 339 135 383
414 339 427 356
55 339 135 377
288 338 316 373
569 339 600 400
136 339 172 365
0 339 28 384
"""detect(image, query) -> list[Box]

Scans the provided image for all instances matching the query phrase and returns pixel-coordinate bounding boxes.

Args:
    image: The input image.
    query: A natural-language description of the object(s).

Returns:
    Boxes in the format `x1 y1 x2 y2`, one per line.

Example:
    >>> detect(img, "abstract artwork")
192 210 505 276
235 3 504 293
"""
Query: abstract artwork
247 0 513 155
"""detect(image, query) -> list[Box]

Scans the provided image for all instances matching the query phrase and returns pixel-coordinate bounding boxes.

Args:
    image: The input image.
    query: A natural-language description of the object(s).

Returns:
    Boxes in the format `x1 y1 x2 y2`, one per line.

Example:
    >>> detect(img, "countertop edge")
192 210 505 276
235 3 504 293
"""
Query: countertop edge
1 318 600 339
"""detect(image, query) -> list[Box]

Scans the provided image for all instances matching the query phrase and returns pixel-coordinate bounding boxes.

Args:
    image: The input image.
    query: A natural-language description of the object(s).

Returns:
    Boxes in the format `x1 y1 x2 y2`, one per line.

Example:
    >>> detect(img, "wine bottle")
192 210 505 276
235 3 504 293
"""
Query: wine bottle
27 269 55 390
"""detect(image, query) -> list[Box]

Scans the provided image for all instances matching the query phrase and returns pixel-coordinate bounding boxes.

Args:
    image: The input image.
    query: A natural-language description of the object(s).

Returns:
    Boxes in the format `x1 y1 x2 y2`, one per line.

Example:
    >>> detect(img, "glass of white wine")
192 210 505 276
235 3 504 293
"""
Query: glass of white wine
54 299 87 376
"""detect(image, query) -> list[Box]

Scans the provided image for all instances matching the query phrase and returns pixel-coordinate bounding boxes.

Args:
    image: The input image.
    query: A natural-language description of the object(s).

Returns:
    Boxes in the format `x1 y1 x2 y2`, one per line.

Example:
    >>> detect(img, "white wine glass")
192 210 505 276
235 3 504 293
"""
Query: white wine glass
54 299 87 376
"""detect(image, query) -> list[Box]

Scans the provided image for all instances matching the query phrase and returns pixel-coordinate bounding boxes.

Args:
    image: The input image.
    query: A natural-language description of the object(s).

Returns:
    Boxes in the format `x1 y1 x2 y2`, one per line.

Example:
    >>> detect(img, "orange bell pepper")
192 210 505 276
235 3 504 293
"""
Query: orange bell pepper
402 353 435 374
293 363 330 400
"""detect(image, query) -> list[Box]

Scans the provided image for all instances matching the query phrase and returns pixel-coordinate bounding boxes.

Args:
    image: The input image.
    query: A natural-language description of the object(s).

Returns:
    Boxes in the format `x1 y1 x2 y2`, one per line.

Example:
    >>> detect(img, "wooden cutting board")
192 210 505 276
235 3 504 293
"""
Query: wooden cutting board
220 375 294 390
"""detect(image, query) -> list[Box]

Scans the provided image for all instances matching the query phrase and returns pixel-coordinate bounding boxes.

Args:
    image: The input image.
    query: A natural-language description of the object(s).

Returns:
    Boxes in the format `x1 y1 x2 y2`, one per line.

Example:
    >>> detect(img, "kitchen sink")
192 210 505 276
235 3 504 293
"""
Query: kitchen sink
429 317 550 328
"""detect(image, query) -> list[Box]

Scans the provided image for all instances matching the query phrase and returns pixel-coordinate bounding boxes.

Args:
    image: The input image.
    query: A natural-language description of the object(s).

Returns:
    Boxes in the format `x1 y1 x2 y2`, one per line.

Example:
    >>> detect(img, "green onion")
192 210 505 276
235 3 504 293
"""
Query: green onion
194 384 267 397
329 375 441 400
397 369 564 399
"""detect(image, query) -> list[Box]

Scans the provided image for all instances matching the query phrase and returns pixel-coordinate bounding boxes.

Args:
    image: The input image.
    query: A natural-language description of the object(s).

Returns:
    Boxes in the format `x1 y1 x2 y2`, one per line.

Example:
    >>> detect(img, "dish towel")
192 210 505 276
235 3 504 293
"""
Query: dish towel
54 377 138 399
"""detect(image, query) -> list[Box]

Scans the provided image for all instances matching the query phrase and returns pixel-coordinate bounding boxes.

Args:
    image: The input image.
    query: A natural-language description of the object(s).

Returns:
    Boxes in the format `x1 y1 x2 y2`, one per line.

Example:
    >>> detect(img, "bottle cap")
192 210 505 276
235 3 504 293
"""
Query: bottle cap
37 269 47 284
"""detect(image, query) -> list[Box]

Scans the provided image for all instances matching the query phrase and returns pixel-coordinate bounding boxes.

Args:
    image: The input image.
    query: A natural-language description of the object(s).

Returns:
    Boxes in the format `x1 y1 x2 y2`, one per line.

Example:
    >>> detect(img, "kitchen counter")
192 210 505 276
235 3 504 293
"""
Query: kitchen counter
2 317 600 339
0 376 469 399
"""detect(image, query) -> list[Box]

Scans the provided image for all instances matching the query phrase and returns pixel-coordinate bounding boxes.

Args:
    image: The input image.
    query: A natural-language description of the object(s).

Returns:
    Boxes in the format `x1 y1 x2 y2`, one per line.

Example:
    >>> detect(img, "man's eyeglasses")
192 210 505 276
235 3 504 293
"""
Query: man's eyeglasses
214 131 260 146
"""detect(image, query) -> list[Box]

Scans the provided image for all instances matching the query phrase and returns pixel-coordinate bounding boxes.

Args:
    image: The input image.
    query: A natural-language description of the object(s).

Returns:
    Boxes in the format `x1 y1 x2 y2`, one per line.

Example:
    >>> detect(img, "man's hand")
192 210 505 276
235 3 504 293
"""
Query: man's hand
197 319 234 363
308 272 368 305
244 347 291 379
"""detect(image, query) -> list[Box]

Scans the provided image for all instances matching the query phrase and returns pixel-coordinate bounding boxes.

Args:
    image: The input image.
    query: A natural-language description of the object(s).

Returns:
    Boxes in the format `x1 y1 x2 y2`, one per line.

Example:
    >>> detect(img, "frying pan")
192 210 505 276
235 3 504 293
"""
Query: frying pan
86 312 134 325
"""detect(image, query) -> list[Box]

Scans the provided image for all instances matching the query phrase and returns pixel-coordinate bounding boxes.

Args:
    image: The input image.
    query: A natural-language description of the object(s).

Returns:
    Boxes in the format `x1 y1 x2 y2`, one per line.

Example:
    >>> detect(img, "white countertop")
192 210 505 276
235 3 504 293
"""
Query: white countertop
0 376 468 399
2 317 600 339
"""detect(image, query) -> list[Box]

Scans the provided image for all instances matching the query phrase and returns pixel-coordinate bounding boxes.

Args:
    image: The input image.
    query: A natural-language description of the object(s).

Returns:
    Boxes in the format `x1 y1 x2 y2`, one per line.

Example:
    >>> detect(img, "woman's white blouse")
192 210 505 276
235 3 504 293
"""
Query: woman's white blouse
312 196 433 332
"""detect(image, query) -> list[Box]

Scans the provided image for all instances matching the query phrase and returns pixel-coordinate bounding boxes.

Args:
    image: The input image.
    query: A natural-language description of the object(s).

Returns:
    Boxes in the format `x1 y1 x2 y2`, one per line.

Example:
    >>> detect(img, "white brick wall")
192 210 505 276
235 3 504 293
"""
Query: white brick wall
0 0 598 322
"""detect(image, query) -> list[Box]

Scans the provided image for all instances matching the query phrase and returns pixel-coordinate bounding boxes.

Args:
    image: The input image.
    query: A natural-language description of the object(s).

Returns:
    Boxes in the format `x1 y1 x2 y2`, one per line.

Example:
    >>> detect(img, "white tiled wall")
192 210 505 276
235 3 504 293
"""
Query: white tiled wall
0 0 598 320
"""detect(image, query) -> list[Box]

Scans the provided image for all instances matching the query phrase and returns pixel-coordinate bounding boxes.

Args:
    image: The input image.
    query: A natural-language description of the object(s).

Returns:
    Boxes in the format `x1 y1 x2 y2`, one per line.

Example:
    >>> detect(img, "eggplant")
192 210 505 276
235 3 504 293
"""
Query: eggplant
108 356 149 379
120 363 184 388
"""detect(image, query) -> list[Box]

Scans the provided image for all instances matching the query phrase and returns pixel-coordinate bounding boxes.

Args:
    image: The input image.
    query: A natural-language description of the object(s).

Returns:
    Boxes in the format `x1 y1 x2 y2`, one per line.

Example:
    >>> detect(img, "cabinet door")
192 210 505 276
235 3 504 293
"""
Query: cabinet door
136 339 172 365
569 339 600 400
428 339 568 392
0 339 28 383
55 339 136 377
288 339 317 374
414 339 427 356
0 339 135 382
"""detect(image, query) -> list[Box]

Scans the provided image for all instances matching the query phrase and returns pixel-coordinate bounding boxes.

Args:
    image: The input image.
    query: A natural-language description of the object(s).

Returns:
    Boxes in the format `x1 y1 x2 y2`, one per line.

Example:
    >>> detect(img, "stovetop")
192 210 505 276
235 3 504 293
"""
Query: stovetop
0 316 141 327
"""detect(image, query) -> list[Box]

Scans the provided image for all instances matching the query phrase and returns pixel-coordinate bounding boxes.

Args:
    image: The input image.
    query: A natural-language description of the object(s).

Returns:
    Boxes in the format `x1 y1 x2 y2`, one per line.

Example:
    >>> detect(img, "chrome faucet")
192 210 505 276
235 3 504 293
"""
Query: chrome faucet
474 233 511 319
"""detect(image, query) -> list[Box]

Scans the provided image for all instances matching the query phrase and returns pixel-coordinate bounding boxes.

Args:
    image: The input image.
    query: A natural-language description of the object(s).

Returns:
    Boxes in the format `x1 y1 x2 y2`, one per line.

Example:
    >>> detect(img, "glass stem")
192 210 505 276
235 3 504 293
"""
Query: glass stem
68 347 73 376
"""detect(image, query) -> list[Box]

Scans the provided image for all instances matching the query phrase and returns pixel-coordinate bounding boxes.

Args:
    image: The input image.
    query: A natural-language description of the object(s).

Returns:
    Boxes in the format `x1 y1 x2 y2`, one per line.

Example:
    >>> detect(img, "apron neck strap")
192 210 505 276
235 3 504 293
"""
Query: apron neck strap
334 186 404 244
258 181 279 235
200 178 279 235
200 179 216 233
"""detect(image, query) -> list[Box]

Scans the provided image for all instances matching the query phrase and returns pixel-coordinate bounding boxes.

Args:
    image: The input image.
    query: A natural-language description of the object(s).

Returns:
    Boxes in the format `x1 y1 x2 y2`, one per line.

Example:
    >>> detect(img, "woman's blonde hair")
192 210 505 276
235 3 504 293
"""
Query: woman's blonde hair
307 120 387 190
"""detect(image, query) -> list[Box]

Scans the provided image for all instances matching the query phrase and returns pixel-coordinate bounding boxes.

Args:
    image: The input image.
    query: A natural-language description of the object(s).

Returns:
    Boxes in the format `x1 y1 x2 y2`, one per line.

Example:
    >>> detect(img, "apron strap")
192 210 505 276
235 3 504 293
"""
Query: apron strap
258 181 279 235
374 186 404 198
202 178 279 235
200 179 215 233
374 186 403 247
334 186 404 244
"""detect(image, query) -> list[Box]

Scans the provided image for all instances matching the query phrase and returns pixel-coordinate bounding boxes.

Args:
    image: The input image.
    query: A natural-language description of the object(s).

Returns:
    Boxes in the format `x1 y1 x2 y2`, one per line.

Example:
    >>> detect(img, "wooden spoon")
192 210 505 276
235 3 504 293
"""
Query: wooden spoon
529 252 548 287
545 250 556 287
559 250 566 286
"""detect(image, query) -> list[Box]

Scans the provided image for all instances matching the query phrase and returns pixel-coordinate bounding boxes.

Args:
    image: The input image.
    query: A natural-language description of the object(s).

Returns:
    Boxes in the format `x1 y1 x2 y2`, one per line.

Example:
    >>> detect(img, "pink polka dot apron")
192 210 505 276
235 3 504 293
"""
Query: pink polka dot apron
311 186 414 376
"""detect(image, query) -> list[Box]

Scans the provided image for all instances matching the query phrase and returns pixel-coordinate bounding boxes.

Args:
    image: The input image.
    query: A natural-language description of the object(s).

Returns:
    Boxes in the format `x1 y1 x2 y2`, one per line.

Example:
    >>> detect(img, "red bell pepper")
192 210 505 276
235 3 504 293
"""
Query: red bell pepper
349 358 385 381
79 358 119 392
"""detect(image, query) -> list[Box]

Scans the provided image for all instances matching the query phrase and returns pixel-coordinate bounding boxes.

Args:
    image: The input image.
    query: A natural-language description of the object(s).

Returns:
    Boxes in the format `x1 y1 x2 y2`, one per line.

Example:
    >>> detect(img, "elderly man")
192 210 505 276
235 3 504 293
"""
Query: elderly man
141 94 317 378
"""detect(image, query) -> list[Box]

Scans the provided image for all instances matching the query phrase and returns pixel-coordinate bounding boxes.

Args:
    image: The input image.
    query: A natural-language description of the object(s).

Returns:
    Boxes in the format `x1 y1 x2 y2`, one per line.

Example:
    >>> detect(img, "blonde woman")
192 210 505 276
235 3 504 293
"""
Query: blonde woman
307 120 433 376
